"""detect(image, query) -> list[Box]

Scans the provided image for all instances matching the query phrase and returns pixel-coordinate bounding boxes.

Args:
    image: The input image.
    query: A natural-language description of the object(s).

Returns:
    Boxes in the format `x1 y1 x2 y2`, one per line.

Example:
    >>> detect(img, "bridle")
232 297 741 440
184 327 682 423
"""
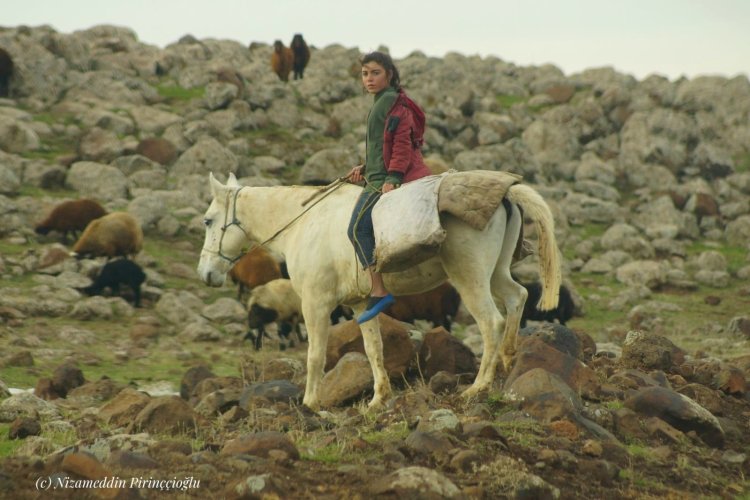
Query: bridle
207 187 250 265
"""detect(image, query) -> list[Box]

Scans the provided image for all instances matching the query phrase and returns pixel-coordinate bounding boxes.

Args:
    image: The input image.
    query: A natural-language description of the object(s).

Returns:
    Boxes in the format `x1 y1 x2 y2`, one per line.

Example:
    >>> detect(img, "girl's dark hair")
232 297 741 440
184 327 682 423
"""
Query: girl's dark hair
360 51 401 90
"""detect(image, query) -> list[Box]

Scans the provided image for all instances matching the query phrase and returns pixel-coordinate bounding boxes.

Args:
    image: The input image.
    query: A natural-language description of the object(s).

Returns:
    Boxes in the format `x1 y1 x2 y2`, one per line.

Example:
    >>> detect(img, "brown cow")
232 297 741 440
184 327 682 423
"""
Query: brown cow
271 40 294 82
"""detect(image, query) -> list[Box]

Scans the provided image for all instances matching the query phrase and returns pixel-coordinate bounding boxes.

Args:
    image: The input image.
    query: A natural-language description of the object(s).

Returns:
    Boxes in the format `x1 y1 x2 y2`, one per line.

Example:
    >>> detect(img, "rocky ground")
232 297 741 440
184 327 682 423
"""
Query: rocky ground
1 24 750 498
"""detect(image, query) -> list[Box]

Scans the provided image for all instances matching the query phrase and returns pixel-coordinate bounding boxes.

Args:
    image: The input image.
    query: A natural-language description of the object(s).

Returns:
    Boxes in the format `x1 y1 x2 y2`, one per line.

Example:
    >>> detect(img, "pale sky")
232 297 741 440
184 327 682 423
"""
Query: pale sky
3 0 749 80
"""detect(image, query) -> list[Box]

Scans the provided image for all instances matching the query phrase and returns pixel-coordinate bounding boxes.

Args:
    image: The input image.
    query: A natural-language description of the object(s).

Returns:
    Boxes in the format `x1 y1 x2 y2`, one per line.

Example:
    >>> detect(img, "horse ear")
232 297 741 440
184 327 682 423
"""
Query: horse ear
209 172 225 198
227 172 240 187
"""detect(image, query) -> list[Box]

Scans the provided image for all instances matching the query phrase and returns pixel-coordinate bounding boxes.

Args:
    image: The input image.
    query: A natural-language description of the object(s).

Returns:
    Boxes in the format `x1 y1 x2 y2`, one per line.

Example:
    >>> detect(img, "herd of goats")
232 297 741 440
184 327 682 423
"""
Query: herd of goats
33 195 575 351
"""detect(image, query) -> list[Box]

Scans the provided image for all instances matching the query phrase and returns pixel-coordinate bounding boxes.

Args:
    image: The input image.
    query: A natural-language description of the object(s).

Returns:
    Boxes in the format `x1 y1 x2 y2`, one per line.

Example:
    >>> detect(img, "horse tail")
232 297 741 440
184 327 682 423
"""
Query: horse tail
505 184 562 311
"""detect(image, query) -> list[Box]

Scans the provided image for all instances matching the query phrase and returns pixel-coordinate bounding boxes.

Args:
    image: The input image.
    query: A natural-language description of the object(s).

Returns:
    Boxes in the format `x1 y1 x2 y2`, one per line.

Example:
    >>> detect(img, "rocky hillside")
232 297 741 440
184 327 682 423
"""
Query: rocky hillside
1 24 750 498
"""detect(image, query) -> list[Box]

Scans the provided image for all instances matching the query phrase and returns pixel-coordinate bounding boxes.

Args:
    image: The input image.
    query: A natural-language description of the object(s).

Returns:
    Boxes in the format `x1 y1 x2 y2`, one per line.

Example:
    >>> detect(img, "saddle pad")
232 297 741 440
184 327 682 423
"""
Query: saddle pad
438 170 522 230
373 175 447 273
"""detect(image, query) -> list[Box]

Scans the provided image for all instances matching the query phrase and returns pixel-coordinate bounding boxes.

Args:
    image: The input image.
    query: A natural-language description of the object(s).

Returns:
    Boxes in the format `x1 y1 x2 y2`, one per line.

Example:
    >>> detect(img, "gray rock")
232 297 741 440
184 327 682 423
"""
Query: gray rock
416 409 462 434
181 322 222 342
239 380 303 407
625 386 724 448
155 291 204 324
0 164 21 196
171 136 238 177
620 330 684 371
0 116 40 153
615 260 668 289
318 352 373 407
371 466 461 499
298 147 358 185
0 392 62 422
78 127 124 162
65 161 129 201
204 82 237 110
505 368 583 422
201 297 245 323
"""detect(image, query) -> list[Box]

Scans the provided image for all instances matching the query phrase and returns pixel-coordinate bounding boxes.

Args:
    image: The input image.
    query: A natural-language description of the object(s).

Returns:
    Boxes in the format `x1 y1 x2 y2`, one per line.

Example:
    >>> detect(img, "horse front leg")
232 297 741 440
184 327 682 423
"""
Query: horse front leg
300 301 331 411
358 314 392 409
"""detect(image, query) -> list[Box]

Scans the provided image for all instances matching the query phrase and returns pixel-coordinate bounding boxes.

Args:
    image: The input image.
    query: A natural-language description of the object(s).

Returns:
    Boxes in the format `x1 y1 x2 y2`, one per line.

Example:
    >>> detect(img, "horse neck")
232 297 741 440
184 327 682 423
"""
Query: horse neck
235 185 333 252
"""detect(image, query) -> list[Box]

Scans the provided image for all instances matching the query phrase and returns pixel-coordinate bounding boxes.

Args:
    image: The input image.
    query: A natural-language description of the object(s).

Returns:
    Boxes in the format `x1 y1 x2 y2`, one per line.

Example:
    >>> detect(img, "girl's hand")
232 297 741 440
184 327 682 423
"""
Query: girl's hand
382 182 397 193
348 165 364 183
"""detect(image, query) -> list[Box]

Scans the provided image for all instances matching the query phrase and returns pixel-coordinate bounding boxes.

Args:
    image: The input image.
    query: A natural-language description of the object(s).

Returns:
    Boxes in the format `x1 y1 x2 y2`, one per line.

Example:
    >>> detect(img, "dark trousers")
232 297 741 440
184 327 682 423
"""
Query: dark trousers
347 190 381 269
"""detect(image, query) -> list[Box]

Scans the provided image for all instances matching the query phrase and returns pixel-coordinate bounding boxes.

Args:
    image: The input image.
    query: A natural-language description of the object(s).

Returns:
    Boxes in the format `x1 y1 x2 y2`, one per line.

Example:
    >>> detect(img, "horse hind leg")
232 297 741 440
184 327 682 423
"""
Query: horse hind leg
491 204 527 371
440 219 506 398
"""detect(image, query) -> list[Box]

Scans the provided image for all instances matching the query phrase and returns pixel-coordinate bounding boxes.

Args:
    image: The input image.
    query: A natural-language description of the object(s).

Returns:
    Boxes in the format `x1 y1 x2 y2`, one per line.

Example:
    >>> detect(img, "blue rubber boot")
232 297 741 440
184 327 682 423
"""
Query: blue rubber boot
356 294 395 324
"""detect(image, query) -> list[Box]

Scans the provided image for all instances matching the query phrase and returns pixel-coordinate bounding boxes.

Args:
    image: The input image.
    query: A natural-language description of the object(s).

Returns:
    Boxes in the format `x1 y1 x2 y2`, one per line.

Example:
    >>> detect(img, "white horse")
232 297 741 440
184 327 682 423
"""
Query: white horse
197 172 561 410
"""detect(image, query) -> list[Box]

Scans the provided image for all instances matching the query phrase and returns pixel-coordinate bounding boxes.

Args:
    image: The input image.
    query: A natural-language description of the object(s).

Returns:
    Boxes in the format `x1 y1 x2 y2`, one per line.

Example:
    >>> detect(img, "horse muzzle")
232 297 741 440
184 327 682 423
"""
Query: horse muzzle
197 253 228 287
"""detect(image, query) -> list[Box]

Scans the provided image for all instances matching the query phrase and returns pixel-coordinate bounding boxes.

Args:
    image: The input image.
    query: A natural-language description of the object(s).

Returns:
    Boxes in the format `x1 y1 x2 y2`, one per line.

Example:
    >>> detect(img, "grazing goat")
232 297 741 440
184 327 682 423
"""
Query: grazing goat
245 279 353 350
271 40 294 82
228 247 282 301
35 199 107 243
81 259 146 307
0 48 12 98
386 283 461 332
520 281 575 328
72 212 143 260
290 34 310 80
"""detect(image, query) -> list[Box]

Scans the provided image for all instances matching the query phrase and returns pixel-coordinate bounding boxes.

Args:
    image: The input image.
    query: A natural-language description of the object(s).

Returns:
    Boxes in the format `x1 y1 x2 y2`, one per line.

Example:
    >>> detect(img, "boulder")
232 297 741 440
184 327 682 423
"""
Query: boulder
624 386 725 448
418 327 477 379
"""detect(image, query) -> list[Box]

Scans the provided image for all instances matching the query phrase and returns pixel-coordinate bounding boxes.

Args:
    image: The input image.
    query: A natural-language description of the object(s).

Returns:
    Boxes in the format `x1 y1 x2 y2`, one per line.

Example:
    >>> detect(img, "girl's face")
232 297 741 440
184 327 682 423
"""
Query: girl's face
361 62 391 94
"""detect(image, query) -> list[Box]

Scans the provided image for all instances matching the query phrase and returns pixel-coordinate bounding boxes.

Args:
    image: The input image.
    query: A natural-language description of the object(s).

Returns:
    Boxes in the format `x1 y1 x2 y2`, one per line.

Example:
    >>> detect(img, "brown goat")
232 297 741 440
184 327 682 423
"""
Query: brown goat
290 34 310 80
271 40 294 82
229 247 283 301
0 48 13 98
35 199 107 243
386 283 461 332
72 212 143 260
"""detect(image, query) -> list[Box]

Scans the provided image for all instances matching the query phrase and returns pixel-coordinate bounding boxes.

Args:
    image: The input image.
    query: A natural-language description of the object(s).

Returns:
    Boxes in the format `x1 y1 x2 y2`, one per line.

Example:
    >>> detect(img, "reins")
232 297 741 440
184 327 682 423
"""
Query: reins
214 175 352 264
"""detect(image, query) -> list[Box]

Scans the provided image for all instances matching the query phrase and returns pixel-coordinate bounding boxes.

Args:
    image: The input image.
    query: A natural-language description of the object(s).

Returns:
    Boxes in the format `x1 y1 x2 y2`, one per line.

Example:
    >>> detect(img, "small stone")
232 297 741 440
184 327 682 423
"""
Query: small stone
582 439 603 457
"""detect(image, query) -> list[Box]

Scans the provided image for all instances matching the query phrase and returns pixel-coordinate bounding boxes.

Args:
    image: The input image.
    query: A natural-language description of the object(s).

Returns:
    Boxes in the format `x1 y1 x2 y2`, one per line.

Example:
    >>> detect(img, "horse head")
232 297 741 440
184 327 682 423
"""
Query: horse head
197 172 248 287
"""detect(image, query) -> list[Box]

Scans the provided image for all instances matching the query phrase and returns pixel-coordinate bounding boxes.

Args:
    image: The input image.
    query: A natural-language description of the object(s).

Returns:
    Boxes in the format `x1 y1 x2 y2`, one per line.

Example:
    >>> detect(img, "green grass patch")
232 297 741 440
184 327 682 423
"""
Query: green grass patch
0 240 27 257
360 422 410 445
495 94 527 109
0 424 26 458
302 442 346 464
18 185 78 199
156 84 205 102
734 153 750 173
685 241 748 275
625 443 651 458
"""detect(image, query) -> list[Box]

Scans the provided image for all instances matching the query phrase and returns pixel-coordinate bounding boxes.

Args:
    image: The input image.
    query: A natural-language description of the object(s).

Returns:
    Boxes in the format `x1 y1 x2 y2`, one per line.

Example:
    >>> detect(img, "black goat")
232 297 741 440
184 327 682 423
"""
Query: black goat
245 303 353 351
520 282 575 328
81 259 146 307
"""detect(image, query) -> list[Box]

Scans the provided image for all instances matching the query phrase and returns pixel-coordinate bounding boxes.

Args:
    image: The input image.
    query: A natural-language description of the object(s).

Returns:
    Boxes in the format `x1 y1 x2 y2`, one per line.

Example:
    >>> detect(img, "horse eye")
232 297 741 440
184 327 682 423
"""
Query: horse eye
203 218 212 227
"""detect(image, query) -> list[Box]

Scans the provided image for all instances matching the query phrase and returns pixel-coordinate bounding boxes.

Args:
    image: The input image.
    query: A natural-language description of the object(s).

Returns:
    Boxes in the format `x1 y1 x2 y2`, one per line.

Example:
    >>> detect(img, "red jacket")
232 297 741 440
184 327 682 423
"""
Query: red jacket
383 91 432 184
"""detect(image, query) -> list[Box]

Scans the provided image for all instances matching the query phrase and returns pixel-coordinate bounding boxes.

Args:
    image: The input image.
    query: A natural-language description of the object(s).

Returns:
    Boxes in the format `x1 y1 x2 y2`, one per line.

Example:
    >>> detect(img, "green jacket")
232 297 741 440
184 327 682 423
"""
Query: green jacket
363 87 401 192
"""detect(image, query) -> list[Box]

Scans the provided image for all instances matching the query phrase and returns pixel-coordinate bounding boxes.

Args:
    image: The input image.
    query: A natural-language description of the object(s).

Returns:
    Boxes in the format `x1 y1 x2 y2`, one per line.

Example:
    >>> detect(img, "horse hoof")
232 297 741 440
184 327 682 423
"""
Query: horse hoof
461 385 488 400
302 399 320 412
367 395 388 409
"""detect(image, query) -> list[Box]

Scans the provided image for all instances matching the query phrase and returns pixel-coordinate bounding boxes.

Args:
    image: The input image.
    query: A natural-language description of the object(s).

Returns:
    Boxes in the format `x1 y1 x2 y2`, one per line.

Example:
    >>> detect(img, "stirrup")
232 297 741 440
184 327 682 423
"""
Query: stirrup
356 294 394 324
